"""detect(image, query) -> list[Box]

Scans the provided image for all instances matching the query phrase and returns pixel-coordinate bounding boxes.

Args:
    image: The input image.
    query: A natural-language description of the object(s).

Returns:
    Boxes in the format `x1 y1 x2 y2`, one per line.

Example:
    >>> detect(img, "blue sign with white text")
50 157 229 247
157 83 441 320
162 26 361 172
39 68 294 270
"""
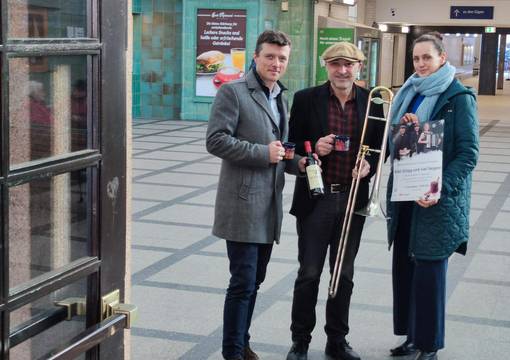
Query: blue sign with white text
450 6 494 19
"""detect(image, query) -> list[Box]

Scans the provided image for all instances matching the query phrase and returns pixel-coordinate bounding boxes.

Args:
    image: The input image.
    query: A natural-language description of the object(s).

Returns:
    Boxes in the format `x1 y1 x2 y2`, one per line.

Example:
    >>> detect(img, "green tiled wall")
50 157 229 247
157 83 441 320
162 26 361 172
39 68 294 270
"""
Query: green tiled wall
273 0 314 103
133 0 182 120
133 0 314 121
133 0 141 13
180 0 314 121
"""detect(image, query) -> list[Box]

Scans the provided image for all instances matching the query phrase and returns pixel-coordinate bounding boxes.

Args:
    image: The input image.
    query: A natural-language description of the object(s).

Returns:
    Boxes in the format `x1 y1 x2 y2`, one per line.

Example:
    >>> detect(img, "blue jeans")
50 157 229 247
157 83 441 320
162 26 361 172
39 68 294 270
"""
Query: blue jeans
222 240 273 360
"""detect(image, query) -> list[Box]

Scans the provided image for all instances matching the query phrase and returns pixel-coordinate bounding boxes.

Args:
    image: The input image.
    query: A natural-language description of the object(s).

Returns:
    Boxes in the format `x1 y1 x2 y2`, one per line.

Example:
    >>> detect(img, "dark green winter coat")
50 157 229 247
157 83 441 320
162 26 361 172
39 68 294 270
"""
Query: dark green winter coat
386 79 479 260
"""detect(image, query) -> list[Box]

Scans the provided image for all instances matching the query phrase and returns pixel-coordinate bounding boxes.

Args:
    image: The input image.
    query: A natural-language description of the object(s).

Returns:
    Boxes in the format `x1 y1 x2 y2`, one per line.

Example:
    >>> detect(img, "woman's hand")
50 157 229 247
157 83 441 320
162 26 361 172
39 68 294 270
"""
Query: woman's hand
416 198 439 208
401 113 419 125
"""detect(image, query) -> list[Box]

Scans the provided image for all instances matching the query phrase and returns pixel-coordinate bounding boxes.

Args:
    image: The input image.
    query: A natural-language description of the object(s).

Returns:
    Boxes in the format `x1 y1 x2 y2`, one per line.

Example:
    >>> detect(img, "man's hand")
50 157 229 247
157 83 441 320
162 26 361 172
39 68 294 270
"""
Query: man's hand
352 159 370 179
269 141 285 164
315 134 336 156
298 153 321 173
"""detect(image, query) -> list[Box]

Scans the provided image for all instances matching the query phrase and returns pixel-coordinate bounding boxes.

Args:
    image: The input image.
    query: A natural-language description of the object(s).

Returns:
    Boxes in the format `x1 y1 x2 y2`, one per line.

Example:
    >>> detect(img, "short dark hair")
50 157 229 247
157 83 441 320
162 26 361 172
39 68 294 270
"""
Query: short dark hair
255 30 291 55
413 31 445 55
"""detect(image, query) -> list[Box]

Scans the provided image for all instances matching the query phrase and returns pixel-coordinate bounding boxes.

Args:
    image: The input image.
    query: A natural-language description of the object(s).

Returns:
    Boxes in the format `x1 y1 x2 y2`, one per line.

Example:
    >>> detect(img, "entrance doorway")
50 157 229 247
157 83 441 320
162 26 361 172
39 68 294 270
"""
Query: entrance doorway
1 1 132 359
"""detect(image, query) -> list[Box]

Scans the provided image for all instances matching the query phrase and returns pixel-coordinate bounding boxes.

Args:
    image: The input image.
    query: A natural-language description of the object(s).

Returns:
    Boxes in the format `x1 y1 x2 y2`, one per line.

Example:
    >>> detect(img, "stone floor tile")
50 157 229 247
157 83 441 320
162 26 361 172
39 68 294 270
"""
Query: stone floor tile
131 286 224 335
131 248 173 274
132 222 211 249
141 204 214 226
140 172 218 187
480 230 510 253
133 183 195 201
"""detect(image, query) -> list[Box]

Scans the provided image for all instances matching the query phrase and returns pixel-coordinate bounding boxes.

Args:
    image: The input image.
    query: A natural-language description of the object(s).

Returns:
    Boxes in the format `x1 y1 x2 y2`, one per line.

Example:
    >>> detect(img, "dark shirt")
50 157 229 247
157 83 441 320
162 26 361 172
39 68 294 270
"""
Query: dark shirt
252 69 287 139
324 85 358 185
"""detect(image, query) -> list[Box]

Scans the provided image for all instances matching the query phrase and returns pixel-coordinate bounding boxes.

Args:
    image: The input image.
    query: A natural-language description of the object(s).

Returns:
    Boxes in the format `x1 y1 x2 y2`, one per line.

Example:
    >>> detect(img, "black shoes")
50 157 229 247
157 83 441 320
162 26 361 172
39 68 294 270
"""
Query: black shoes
244 345 259 360
286 342 309 360
390 339 418 356
325 339 361 360
414 351 438 360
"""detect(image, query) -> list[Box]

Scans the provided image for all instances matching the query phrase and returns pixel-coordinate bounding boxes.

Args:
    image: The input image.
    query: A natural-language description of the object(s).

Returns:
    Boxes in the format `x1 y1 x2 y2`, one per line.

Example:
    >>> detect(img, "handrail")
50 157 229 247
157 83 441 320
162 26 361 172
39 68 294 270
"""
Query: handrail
10 307 69 348
39 314 128 360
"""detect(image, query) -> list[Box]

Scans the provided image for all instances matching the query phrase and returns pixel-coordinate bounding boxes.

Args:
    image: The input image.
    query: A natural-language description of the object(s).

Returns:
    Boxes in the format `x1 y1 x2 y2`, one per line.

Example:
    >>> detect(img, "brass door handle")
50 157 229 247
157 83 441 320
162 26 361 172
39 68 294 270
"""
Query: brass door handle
55 289 137 329
101 289 138 328
55 297 87 320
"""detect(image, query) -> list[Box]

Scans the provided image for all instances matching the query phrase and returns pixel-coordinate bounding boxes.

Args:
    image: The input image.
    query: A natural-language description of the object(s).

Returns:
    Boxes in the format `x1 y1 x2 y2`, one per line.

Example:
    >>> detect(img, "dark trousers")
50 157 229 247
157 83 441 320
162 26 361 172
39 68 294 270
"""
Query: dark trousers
222 240 273 360
290 192 365 344
392 203 447 352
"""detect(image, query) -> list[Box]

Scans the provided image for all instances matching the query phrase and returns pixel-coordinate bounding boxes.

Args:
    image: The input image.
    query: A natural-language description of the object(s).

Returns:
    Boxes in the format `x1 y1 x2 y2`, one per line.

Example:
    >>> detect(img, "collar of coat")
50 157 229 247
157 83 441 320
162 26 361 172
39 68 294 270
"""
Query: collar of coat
430 78 476 120
247 69 287 99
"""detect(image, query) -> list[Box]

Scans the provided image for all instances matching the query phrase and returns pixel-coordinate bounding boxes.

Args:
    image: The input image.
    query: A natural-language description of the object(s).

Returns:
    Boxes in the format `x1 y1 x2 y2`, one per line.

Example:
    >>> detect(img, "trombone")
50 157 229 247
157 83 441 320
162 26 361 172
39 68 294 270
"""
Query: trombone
328 86 394 298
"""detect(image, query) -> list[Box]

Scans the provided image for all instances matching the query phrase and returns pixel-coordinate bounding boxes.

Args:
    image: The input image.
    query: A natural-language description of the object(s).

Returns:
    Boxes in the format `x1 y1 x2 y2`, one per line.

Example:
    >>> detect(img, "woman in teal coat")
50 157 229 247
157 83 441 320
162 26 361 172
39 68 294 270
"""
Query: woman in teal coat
386 33 479 360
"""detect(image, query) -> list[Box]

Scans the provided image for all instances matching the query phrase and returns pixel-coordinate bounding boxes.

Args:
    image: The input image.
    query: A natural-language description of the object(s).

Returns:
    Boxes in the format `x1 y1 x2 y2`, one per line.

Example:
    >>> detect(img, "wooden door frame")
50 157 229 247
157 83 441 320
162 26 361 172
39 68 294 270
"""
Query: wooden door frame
0 0 129 358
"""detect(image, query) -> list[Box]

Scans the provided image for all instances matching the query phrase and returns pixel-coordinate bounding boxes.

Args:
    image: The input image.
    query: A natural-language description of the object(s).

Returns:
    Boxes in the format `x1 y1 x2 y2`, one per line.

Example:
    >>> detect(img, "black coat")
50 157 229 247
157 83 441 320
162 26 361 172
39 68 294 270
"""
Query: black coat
288 82 385 219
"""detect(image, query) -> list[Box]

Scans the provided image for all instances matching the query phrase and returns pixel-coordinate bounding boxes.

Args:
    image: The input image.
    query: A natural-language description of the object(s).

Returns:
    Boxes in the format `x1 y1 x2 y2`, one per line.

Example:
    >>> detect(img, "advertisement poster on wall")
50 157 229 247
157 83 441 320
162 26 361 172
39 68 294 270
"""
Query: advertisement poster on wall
196 9 247 97
316 28 354 84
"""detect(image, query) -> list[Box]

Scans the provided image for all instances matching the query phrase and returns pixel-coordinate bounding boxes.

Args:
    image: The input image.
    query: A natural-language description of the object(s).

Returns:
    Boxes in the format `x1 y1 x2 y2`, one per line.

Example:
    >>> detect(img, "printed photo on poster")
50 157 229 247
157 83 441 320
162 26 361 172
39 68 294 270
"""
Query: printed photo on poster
391 119 444 202
196 9 247 97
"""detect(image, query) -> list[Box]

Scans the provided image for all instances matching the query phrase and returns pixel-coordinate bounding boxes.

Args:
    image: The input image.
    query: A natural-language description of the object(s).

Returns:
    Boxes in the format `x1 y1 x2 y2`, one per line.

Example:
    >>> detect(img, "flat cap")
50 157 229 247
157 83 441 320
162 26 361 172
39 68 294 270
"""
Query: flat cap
321 41 365 62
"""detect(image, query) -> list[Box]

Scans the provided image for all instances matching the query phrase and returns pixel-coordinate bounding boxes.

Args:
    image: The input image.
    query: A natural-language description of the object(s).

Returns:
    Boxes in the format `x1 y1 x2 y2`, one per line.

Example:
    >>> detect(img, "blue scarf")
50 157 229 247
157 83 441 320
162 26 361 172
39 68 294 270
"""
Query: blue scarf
391 62 456 125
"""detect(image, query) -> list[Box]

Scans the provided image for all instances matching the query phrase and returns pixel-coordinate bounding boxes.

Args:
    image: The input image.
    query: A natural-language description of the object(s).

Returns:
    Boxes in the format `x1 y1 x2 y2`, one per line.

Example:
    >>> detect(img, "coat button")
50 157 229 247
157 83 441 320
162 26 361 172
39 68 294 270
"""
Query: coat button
272 128 277 134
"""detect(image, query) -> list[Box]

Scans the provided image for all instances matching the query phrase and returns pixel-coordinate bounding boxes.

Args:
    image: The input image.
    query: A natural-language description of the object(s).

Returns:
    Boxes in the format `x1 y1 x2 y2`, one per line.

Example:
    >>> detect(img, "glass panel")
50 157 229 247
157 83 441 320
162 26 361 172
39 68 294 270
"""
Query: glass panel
370 40 379 88
9 56 89 165
10 278 87 360
8 1 87 38
9 170 90 289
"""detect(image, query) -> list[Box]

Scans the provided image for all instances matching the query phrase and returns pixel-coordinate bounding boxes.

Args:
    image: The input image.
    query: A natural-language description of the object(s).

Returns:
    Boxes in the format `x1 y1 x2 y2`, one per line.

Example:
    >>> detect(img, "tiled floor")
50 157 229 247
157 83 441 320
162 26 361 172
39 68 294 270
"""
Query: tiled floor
130 85 510 359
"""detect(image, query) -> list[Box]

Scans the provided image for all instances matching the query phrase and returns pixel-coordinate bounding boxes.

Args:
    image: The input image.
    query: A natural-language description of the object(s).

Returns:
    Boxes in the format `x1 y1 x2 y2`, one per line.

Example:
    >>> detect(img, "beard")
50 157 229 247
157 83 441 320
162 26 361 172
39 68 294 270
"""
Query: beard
330 77 354 91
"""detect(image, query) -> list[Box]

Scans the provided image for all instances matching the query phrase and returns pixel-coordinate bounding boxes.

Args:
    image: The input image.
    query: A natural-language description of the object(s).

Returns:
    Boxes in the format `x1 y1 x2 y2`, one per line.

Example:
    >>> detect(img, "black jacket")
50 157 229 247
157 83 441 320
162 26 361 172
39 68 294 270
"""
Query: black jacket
288 82 385 219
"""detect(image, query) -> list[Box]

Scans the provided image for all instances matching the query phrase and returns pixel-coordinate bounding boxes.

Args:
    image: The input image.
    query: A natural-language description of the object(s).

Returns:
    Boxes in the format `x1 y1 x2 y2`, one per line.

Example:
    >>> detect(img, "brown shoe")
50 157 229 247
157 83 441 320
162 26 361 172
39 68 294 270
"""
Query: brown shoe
244 345 259 360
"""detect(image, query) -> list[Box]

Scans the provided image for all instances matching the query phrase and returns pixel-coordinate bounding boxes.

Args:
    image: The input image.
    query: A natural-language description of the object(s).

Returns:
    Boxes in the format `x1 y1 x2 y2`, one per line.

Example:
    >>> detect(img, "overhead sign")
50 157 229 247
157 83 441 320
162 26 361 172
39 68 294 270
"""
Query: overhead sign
485 26 496 33
450 6 494 20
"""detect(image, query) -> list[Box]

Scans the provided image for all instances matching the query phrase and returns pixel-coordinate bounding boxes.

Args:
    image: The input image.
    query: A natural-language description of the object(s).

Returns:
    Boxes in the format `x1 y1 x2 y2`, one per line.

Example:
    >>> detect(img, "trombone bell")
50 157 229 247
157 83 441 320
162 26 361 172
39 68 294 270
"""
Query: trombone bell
355 197 387 219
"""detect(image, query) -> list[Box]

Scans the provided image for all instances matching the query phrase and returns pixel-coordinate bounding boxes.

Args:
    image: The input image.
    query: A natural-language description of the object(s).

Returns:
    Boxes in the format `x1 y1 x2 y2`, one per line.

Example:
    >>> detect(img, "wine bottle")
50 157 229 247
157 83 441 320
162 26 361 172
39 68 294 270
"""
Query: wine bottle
304 141 324 198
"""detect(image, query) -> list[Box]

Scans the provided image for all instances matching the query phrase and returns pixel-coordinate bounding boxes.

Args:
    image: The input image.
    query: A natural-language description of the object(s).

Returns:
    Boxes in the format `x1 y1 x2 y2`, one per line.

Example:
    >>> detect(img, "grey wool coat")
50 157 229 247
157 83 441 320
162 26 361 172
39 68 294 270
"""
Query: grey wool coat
206 70 301 244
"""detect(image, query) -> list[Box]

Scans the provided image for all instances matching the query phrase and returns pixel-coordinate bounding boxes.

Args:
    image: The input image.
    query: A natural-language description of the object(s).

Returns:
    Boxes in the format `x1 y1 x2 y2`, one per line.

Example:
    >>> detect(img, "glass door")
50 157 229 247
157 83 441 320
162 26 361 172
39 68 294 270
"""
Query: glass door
1 0 131 359
357 37 380 88
369 38 380 88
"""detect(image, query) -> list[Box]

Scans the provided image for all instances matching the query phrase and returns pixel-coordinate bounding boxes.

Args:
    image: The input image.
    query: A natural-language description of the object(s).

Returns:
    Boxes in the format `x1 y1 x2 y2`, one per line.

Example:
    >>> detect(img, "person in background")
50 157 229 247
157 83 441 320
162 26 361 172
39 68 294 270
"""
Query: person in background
386 32 479 360
206 30 310 360
285 42 384 360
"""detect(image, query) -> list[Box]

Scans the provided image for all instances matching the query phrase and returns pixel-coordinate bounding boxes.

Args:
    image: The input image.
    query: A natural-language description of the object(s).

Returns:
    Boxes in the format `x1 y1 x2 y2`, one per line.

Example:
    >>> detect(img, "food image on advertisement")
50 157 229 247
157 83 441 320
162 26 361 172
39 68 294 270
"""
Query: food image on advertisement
196 50 225 74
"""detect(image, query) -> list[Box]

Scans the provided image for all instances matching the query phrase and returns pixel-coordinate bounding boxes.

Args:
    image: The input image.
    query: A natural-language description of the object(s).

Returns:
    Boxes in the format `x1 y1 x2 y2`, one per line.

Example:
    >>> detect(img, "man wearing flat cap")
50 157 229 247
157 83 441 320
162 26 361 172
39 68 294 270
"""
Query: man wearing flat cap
286 42 385 360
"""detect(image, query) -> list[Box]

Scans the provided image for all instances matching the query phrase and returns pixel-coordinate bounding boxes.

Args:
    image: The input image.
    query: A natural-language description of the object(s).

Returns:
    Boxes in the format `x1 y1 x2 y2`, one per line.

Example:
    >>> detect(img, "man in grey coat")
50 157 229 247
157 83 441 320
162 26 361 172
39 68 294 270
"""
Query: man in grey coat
206 30 308 360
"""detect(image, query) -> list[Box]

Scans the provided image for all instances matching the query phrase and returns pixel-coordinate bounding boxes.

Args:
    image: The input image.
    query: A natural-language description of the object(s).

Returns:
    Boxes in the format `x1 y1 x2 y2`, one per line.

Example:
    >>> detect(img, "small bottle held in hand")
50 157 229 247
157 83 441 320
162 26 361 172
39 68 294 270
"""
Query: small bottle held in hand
304 141 324 198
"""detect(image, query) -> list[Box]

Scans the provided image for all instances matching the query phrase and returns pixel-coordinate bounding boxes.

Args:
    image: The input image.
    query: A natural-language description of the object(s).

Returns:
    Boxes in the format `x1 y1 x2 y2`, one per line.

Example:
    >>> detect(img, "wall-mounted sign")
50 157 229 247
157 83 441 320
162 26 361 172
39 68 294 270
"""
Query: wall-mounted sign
195 9 247 97
450 6 494 20
485 26 496 33
316 28 354 84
